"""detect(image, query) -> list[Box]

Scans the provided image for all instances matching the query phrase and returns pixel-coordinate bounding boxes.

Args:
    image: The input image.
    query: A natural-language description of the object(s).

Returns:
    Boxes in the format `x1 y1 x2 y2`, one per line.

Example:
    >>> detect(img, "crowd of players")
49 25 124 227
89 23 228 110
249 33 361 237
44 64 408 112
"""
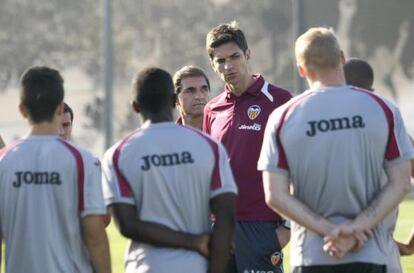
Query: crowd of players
0 22 414 273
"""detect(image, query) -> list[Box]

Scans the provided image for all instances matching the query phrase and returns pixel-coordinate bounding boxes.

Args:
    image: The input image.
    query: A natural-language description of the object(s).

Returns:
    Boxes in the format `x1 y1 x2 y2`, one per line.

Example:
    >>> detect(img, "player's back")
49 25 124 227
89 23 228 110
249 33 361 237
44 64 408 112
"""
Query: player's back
273 85 413 266
103 121 236 273
0 136 95 273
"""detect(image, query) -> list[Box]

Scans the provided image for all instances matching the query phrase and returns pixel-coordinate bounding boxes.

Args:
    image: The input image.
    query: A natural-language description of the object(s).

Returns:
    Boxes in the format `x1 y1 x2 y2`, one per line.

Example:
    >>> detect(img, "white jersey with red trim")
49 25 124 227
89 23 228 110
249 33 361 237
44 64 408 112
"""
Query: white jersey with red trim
0 136 106 273
102 121 237 273
258 86 414 267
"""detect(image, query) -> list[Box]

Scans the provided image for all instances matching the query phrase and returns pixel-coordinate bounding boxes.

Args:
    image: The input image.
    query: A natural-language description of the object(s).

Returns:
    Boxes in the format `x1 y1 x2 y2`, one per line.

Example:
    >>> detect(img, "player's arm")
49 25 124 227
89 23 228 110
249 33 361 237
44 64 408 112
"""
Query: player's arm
397 226 414 256
208 193 236 273
82 215 111 273
349 160 411 232
263 171 365 257
263 171 335 236
110 203 209 256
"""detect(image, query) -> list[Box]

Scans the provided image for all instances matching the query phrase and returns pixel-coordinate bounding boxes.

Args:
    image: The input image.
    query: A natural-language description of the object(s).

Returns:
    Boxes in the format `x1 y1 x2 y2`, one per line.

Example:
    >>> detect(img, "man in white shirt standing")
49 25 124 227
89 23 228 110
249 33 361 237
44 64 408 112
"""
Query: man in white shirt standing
0 66 111 273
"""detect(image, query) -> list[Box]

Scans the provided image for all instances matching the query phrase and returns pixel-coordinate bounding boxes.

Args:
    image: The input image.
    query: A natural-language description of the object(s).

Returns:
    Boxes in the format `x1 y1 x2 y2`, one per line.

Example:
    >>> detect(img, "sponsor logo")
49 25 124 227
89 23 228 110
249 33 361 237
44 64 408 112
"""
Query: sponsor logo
306 115 365 137
13 171 62 188
141 151 194 171
238 123 261 131
247 105 261 120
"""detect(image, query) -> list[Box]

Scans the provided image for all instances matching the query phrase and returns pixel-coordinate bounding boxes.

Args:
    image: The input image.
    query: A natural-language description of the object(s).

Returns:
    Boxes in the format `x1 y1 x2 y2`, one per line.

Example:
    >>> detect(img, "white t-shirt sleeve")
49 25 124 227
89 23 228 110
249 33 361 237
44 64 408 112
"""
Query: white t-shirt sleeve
101 146 135 206
384 105 414 166
210 142 238 199
81 154 107 217
258 108 290 176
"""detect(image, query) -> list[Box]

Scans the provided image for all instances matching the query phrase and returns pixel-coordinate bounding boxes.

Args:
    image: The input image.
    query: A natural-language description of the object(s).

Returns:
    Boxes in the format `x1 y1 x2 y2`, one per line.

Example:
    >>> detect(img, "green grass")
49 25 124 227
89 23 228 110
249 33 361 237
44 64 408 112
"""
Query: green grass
2 199 414 272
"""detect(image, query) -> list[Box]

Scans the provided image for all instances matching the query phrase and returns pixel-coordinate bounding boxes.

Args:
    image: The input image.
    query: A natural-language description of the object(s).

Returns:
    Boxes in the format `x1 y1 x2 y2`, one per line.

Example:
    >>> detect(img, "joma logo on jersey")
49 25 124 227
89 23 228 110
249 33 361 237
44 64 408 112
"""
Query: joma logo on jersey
306 115 365 137
13 171 62 188
247 105 261 120
141 151 195 171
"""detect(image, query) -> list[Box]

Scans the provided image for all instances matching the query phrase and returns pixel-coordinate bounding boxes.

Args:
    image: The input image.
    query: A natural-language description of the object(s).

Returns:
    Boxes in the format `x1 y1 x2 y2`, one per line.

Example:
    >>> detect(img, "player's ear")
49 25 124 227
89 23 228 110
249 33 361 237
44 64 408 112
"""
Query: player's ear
132 100 140 113
18 103 28 118
297 64 307 78
245 48 251 60
209 56 218 74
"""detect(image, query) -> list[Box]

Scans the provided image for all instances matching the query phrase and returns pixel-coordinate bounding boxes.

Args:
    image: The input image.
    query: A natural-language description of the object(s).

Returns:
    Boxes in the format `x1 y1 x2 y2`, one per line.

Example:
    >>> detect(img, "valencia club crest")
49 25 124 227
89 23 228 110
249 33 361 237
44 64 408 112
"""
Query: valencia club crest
247 105 261 120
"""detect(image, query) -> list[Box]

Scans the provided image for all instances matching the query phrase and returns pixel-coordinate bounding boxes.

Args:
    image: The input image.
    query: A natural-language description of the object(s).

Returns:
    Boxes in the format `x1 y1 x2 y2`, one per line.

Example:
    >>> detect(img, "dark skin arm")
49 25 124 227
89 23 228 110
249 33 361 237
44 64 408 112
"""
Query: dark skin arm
110 204 209 256
396 227 414 256
208 193 236 273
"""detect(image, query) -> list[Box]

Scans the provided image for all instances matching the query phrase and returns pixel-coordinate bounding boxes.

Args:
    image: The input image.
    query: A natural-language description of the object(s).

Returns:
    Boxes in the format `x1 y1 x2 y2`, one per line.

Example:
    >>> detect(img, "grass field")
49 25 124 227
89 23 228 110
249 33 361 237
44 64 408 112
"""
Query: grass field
1 198 414 272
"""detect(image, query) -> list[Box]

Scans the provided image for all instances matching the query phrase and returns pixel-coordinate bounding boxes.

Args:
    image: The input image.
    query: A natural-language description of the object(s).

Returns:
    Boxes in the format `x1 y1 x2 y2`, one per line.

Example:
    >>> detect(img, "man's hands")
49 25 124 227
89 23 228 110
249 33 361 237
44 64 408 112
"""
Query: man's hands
191 233 210 257
323 224 372 258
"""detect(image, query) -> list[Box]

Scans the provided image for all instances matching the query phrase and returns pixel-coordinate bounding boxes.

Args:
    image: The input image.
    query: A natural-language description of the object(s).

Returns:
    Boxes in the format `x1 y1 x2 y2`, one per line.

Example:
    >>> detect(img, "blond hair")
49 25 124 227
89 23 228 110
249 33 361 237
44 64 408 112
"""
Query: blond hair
295 27 341 74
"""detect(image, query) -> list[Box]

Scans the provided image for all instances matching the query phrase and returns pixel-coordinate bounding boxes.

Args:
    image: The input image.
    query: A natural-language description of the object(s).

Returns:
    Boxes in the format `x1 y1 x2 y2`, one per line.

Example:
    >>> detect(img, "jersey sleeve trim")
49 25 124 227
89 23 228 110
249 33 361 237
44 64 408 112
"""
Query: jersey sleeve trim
275 93 314 170
58 139 85 212
182 127 223 190
112 134 136 198
351 87 400 160
0 139 23 158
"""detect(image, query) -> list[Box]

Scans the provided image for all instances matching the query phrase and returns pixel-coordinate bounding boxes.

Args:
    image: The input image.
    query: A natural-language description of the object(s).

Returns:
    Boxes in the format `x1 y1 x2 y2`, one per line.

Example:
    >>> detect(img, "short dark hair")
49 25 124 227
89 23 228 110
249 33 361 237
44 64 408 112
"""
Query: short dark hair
20 66 64 123
63 102 74 122
173 65 210 95
206 21 248 59
132 67 174 114
344 58 374 90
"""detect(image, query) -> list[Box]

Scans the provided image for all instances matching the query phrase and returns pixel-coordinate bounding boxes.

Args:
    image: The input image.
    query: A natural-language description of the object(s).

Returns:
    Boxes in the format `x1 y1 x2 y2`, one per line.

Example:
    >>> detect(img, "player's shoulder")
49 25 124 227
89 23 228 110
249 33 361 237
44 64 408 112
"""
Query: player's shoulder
102 128 144 161
0 139 21 156
348 85 400 112
205 91 228 111
57 139 98 164
267 91 314 120
267 82 293 99
260 80 292 108
180 125 226 150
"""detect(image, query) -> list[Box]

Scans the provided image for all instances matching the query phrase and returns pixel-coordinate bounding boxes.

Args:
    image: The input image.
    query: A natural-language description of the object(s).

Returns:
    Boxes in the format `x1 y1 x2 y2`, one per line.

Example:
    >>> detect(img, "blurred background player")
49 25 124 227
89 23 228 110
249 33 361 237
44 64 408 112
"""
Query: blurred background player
259 27 413 273
344 57 414 271
204 21 292 273
173 65 210 130
60 102 74 140
343 58 374 91
0 66 111 273
102 67 237 273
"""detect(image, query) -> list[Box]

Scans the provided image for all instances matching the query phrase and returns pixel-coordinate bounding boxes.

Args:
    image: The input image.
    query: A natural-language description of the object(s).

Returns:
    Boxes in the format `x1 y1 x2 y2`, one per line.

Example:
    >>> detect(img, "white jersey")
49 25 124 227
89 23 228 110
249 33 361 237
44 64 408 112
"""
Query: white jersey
102 121 237 273
0 136 106 273
258 86 414 267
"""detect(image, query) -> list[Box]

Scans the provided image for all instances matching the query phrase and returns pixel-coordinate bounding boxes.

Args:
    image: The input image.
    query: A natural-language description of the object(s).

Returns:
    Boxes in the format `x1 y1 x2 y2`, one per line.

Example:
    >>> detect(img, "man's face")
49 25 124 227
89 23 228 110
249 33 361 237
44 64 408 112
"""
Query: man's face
60 112 72 140
210 42 250 86
177 76 209 118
